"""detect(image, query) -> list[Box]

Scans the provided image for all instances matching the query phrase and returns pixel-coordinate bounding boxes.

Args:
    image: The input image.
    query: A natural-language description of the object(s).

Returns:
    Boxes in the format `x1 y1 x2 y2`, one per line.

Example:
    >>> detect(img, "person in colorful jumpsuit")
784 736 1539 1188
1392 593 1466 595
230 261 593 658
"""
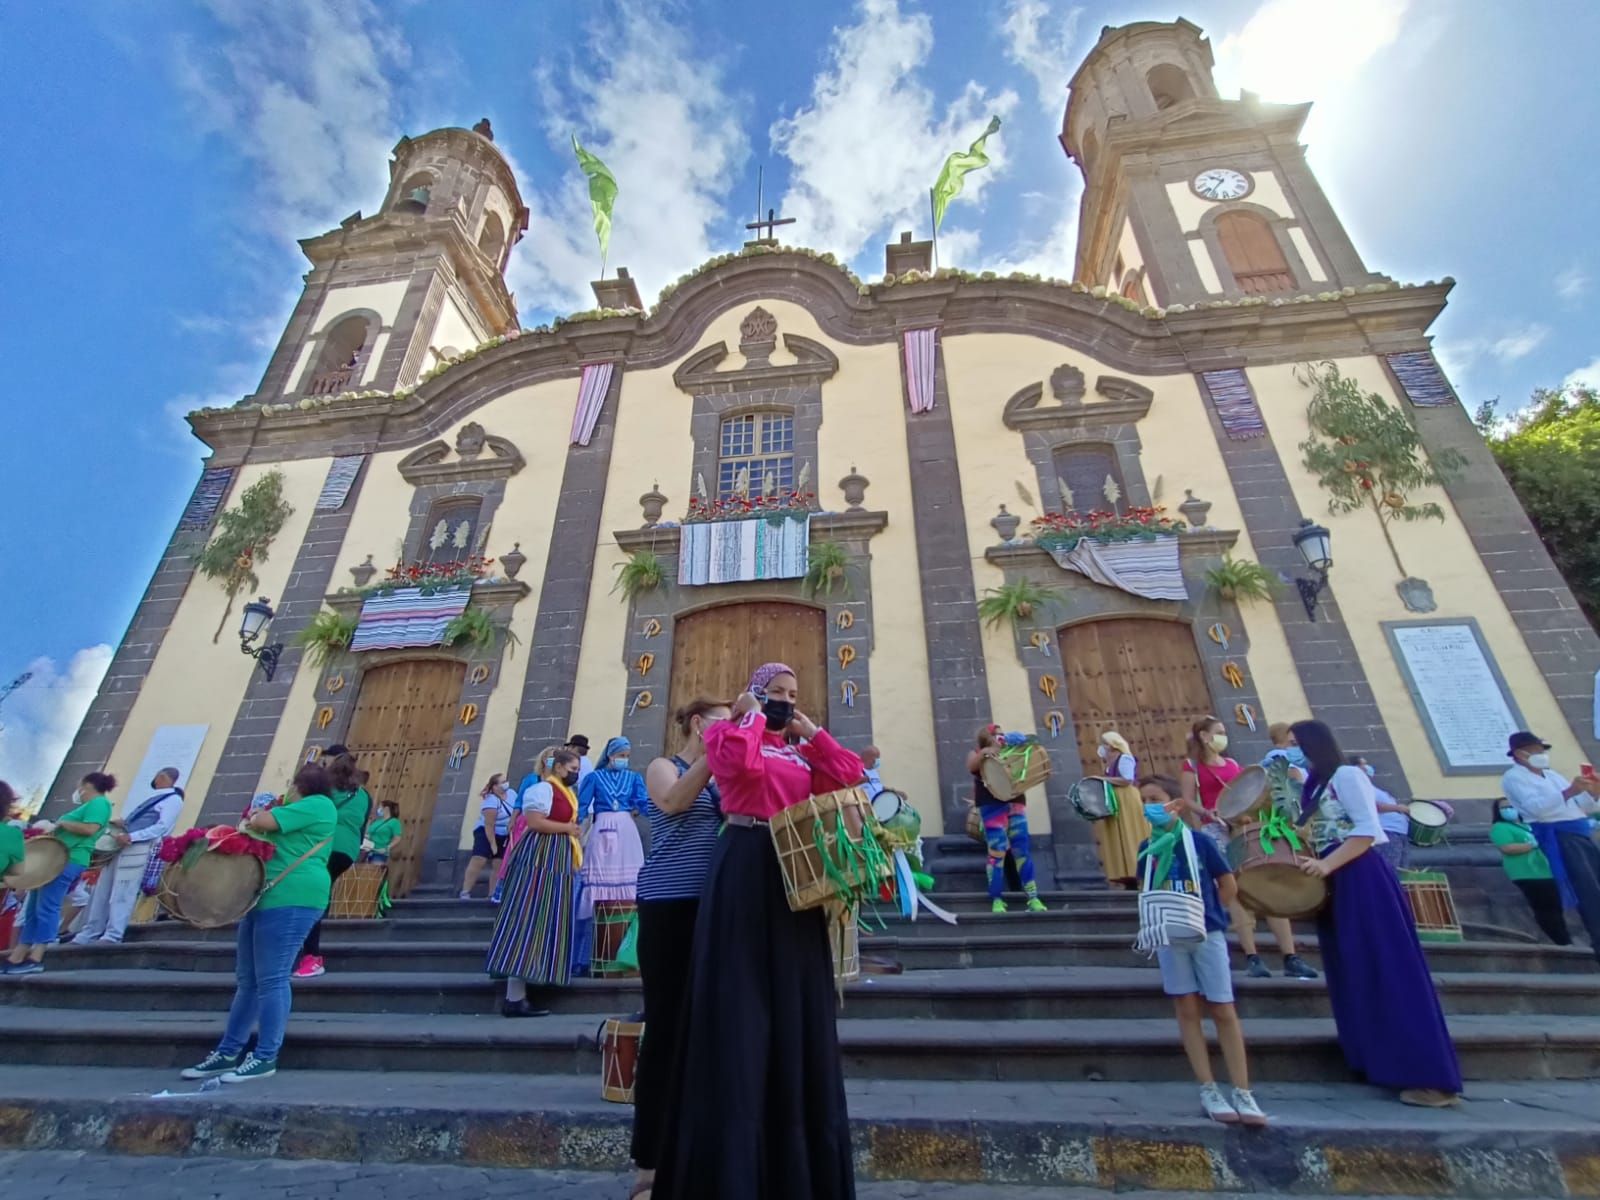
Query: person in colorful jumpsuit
968 724 1046 913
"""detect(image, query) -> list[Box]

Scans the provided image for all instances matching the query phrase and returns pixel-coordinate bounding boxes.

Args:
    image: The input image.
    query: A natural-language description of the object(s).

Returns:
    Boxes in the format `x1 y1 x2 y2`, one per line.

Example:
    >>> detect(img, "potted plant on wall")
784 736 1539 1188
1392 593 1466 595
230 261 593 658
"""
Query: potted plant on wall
441 606 520 656
613 550 666 601
978 579 1065 631
1204 555 1282 604
804 540 852 597
296 609 358 667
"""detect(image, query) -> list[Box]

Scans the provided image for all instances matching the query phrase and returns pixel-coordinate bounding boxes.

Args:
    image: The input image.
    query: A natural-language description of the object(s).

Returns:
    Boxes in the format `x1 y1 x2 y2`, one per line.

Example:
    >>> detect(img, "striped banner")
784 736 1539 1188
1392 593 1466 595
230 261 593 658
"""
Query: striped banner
570 361 616 446
903 328 938 414
1200 369 1266 440
1045 534 1187 601
315 455 365 511
1385 351 1457 408
350 585 472 651
178 468 235 530
678 515 810 586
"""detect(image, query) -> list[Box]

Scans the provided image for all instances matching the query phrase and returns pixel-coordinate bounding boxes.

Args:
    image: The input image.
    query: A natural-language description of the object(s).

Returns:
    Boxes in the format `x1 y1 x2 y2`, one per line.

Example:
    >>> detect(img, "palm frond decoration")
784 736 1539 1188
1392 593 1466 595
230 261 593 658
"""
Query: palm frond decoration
1056 475 1074 512
764 469 777 497
452 520 471 549
1014 480 1036 510
696 472 709 501
797 461 812 491
1103 475 1122 508
429 519 449 550
735 466 750 498
1151 473 1165 503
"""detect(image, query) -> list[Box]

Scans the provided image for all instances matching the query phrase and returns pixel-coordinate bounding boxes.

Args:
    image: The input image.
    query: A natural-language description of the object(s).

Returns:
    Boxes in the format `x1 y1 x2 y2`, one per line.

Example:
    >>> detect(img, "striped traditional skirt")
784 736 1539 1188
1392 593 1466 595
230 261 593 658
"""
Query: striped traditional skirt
485 831 579 987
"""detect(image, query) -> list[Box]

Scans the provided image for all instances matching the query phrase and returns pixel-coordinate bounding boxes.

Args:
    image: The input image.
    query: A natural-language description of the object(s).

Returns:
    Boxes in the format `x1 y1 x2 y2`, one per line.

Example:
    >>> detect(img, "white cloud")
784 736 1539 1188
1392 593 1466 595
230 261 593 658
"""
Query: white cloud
1001 0 1084 114
1555 265 1589 300
1212 0 1409 104
1564 358 1600 392
0 647 115 805
1490 324 1548 362
506 2 749 318
1433 322 1549 386
770 0 1019 273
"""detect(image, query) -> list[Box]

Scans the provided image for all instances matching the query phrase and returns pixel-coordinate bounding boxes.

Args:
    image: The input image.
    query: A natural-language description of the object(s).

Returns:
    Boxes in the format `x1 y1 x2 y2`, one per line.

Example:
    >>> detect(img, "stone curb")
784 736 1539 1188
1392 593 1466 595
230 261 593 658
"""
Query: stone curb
1 1096 1596 1196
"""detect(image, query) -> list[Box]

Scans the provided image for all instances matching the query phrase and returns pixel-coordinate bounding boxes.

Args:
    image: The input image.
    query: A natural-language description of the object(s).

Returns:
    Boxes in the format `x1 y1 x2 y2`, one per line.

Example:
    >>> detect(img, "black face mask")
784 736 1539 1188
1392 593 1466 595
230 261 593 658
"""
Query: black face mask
562 771 579 786
762 698 795 732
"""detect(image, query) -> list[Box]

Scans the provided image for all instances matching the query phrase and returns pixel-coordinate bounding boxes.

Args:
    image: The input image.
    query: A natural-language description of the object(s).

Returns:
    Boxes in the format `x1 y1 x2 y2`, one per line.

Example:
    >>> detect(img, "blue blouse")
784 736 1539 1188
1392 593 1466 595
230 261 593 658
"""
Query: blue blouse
578 765 648 821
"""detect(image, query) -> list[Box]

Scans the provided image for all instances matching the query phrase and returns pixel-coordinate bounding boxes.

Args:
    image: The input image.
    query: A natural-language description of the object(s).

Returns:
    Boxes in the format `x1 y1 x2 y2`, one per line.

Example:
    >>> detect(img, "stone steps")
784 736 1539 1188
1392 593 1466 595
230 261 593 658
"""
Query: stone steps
1 1005 1595 1082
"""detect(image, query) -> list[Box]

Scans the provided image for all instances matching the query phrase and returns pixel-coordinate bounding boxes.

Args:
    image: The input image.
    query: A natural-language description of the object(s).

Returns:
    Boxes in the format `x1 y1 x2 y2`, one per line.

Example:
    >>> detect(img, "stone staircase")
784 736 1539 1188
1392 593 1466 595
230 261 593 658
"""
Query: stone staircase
3 879 1599 1194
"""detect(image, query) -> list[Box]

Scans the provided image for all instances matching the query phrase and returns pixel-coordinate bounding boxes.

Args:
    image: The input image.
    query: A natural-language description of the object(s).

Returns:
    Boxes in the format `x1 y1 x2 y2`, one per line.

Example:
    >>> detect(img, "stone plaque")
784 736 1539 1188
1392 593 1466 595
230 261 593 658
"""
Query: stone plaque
1383 619 1525 775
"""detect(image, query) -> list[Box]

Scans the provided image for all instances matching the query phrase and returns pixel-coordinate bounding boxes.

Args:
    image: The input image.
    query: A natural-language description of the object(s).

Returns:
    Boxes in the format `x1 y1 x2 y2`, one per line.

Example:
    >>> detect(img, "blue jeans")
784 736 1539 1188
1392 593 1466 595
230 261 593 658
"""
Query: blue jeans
216 905 321 1062
21 862 85 945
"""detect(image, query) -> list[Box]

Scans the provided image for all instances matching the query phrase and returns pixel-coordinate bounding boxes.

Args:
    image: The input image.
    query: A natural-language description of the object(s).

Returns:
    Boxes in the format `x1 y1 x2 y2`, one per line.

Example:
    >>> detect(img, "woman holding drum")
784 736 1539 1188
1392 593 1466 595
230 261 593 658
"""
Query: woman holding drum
1180 717 1317 981
1090 730 1150 888
179 762 337 1082
1291 719 1461 1108
651 662 862 1200
969 724 1047 913
4 772 114 976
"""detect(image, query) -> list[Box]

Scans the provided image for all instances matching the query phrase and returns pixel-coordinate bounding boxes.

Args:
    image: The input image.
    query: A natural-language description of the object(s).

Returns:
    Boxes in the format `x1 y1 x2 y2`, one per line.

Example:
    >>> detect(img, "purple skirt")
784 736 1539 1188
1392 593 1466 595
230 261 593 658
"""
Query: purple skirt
1317 847 1462 1093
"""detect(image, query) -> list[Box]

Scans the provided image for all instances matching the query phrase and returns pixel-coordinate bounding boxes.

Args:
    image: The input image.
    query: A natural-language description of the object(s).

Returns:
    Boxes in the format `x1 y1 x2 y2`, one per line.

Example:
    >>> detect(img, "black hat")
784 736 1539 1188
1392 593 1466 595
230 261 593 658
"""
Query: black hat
1506 731 1551 758
566 734 590 751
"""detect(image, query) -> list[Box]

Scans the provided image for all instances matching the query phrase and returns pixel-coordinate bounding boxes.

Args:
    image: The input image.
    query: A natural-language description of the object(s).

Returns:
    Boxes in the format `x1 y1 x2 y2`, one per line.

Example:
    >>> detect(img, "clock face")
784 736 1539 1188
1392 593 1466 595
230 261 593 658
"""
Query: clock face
1192 168 1251 201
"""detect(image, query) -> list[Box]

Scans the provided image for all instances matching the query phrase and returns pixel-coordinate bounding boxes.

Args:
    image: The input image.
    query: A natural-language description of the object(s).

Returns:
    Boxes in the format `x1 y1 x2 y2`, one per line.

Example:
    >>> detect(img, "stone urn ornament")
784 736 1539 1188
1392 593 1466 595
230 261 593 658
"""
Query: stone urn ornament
991 504 1022 542
639 483 667 527
839 465 869 511
349 554 377 588
499 543 526 580
1178 489 1213 528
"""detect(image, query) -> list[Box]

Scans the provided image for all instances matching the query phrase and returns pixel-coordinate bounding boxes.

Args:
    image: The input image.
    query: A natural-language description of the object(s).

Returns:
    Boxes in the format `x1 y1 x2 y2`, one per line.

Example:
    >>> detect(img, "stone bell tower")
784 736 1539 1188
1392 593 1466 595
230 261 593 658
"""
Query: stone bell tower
245 121 529 405
1062 20 1383 307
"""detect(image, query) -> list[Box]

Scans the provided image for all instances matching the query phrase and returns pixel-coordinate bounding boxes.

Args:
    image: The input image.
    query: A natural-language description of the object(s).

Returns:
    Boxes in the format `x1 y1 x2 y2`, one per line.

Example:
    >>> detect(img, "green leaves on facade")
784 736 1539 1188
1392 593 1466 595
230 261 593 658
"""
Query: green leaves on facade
196 469 293 642
977 579 1064 631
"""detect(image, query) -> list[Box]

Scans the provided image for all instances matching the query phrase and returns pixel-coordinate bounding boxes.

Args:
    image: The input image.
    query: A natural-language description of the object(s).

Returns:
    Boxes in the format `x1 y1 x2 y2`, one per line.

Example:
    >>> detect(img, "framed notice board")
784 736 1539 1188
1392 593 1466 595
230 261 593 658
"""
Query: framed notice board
1383 618 1526 776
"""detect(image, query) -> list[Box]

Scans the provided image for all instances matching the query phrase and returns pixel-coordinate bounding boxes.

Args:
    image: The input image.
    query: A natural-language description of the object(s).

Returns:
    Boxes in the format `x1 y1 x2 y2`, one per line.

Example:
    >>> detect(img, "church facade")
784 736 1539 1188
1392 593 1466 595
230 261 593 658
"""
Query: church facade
53 20 1599 891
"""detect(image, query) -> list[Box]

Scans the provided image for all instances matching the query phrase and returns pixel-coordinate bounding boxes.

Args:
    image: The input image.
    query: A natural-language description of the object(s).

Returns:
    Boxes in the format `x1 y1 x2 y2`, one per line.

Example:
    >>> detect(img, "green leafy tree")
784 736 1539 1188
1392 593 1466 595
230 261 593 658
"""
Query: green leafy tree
195 470 293 642
1297 362 1466 580
1477 386 1600 627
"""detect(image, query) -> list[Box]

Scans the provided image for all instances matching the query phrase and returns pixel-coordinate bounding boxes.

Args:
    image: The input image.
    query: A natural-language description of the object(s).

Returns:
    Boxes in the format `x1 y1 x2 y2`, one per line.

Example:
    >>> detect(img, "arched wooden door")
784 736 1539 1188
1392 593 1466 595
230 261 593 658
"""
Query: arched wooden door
1058 618 1214 780
344 658 466 897
668 602 828 734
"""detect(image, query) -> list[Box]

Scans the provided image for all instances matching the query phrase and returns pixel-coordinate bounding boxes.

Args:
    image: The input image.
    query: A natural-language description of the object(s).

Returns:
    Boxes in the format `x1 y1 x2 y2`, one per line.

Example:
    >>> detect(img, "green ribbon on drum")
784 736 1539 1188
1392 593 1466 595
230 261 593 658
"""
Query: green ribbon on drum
812 810 893 927
1255 809 1303 855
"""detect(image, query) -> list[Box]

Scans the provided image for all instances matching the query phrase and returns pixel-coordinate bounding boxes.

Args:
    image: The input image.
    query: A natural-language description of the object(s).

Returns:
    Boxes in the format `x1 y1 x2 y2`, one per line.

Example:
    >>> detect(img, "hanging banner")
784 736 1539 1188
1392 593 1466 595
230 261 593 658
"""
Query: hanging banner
903 328 938 414
570 361 616 446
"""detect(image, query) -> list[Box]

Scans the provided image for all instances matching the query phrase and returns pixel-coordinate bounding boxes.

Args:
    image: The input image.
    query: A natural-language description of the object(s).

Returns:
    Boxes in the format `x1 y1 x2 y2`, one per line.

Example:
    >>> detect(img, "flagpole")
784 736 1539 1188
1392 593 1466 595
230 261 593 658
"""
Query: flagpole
929 187 938 271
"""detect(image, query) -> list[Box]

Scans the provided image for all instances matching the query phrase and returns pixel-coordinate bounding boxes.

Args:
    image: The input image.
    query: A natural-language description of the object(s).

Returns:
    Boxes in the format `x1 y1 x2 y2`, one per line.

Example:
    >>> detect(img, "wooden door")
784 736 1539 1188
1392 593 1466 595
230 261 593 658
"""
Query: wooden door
344 659 466 897
1058 619 1214 781
1215 210 1294 295
668 603 828 734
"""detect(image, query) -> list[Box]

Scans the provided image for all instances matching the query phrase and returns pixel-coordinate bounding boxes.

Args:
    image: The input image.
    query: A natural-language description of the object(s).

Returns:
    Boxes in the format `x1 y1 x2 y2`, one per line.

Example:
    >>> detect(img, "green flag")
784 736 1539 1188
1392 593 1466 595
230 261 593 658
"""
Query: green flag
931 115 1001 231
571 134 618 261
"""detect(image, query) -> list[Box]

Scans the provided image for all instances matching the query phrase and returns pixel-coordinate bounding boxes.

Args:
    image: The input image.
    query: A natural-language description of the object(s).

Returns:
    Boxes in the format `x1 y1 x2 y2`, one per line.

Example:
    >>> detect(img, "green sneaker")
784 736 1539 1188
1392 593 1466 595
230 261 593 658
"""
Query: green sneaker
180 1050 243 1080
1026 897 1048 913
220 1053 277 1083
991 899 1008 914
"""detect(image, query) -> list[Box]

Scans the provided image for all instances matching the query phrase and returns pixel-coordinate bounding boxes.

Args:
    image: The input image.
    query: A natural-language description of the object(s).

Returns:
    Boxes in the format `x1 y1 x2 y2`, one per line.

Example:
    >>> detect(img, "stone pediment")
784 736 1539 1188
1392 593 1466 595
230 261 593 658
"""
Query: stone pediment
672 308 840 394
398 422 525 484
1003 370 1154 431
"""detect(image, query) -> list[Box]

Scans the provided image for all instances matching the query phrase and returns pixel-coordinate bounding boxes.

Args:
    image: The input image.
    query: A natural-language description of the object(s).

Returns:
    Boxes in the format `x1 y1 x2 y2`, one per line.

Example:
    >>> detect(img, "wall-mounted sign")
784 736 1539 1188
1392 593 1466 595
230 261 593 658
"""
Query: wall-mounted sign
1384 618 1527 775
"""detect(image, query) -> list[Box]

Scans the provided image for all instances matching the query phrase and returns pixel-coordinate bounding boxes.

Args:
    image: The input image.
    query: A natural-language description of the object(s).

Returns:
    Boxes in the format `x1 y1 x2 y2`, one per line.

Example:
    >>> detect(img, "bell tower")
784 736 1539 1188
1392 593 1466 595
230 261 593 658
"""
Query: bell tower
246 121 529 405
1062 20 1384 308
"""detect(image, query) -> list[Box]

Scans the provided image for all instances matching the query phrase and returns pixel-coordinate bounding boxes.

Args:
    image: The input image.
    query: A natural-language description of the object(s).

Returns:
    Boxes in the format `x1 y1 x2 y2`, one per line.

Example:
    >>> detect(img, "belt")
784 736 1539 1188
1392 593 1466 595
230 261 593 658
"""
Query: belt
723 813 769 829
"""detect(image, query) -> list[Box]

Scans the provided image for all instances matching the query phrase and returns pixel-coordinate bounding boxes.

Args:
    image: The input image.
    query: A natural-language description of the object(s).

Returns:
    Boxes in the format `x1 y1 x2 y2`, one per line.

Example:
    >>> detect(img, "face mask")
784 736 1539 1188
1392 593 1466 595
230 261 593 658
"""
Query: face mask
562 771 579 786
762 697 795 731
1527 753 1551 770
1208 733 1229 753
1285 746 1307 767
1096 745 1108 759
1499 807 1519 822
612 757 630 769
1361 763 1376 779
1144 802 1174 828
543 756 555 769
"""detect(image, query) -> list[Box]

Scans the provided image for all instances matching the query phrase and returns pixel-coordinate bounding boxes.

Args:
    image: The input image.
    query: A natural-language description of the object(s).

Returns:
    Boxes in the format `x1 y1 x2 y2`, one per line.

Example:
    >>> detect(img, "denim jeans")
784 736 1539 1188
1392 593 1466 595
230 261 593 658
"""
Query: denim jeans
216 905 322 1062
21 862 85 944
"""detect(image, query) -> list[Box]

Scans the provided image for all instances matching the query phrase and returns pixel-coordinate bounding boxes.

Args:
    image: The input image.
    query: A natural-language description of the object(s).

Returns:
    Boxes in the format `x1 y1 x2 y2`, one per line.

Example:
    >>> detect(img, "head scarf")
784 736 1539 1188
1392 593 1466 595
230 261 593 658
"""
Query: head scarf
598 736 632 771
1100 731 1131 757
748 662 796 696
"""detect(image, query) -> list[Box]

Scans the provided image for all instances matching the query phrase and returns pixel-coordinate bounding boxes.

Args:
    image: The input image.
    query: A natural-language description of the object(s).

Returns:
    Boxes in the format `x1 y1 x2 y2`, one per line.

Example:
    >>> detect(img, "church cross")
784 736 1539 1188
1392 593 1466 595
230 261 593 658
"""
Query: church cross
744 165 796 242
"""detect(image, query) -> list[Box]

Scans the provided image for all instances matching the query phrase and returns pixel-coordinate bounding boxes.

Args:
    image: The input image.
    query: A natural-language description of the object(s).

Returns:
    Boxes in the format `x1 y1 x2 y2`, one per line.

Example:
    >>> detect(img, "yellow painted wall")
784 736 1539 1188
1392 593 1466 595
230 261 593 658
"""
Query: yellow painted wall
311 280 409 334
1188 238 1223 293
1117 218 1145 288
101 459 329 832
429 293 480 362
1251 356 1571 799
1287 227 1326 283
940 334 1311 830
1166 170 1294 234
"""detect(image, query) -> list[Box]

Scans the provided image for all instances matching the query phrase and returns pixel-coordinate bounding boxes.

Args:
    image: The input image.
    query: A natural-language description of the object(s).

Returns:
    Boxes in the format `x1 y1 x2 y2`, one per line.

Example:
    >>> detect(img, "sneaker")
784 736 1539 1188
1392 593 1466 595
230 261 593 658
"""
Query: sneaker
180 1050 244 1080
1231 1087 1269 1127
220 1054 277 1083
1244 953 1272 978
1199 1082 1239 1123
1283 954 1320 980
1398 1088 1462 1108
291 955 325 980
991 899 1008 914
1025 897 1048 913
4 961 42 976
458 891 472 900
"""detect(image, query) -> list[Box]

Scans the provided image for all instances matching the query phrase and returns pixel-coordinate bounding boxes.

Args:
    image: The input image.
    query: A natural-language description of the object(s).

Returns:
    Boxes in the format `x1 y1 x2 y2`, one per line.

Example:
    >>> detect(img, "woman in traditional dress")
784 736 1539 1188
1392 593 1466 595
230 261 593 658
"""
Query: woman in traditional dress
630 697 732 1200
1091 730 1151 888
1291 719 1462 1107
485 749 584 1018
576 736 647 974
1180 715 1317 981
968 725 1047 913
652 663 862 1200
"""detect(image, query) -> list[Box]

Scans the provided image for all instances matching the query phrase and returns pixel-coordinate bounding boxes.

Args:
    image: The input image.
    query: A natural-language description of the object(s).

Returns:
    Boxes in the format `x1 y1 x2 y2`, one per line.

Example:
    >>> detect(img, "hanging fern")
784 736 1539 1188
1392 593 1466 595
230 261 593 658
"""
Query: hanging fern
196 470 293 642
613 550 666 601
978 579 1064 631
804 540 852 597
1204 555 1282 603
442 606 498 651
296 609 358 667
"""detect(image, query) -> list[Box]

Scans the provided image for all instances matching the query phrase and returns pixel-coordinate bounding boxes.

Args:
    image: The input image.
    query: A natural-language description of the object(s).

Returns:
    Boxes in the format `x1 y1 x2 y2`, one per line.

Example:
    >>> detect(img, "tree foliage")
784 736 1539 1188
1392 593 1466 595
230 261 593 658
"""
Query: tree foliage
1477 386 1600 626
196 470 293 641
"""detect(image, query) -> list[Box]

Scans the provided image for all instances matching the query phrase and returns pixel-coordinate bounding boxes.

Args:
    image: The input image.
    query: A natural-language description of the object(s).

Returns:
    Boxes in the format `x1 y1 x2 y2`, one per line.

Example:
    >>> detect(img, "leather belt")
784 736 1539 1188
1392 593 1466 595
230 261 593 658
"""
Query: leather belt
723 813 770 829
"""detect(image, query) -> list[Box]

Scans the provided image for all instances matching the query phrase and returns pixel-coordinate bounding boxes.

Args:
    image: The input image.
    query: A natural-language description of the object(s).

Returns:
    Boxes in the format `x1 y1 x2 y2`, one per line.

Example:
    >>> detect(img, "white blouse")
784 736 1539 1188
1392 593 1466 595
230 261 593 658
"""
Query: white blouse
521 781 554 816
1311 764 1388 850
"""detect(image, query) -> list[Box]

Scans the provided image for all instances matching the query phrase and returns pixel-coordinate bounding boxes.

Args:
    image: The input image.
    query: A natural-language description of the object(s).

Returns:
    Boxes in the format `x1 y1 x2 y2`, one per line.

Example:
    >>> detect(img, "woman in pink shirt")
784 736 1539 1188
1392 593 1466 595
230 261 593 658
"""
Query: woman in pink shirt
650 662 864 1200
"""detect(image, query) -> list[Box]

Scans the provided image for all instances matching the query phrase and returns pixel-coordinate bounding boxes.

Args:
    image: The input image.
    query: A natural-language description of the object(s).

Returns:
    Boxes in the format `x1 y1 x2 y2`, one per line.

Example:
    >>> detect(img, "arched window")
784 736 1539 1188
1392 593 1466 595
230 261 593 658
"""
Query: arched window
307 314 371 395
1214 211 1295 295
396 173 432 214
1120 270 1147 304
1052 443 1125 514
718 411 794 500
477 212 506 264
1146 64 1194 111
421 496 484 565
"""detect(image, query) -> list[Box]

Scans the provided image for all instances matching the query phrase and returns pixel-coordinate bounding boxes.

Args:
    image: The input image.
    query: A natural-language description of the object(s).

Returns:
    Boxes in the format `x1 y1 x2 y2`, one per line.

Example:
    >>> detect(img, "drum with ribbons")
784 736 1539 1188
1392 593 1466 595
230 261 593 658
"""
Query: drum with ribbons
1215 765 1270 825
1067 777 1118 822
868 788 921 852
1407 800 1451 847
1227 811 1326 919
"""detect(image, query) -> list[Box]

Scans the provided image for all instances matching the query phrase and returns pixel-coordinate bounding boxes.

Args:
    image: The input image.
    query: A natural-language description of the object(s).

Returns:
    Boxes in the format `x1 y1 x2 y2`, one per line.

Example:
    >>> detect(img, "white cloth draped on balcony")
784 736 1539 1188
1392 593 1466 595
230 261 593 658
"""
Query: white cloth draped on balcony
677 515 811 586
350 586 472 651
1044 533 1187 601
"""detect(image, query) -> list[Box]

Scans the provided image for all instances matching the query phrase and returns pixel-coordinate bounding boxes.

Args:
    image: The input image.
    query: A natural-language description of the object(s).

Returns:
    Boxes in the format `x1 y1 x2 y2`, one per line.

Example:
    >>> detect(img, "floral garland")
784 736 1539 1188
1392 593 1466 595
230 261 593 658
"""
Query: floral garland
364 556 495 596
685 490 816 524
1030 506 1184 551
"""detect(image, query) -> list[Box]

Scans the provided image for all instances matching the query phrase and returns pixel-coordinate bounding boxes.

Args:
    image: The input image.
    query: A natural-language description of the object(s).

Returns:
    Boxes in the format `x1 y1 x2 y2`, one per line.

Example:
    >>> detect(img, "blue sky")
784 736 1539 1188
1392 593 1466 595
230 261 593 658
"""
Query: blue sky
1 0 1597 795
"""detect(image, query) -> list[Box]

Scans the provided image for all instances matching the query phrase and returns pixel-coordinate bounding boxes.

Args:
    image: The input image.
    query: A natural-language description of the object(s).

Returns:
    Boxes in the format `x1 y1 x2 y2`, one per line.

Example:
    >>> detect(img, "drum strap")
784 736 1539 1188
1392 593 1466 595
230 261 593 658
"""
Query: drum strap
260 837 333 896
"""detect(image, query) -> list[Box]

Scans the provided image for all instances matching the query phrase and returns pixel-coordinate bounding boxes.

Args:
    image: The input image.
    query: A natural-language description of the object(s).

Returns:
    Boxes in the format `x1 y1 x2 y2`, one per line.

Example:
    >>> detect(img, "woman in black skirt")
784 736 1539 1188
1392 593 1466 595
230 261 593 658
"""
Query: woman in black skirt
651 662 865 1200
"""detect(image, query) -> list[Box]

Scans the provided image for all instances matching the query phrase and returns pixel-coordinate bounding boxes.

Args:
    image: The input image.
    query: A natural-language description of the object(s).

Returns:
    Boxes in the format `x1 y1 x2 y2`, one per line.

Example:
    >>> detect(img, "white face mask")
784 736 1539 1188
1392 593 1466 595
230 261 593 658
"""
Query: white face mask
1526 753 1552 770
1209 733 1229 753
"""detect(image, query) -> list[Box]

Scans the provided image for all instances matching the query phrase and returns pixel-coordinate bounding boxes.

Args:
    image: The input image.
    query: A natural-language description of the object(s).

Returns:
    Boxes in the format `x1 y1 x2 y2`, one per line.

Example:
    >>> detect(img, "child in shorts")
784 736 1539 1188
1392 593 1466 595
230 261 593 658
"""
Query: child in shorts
1138 775 1269 1126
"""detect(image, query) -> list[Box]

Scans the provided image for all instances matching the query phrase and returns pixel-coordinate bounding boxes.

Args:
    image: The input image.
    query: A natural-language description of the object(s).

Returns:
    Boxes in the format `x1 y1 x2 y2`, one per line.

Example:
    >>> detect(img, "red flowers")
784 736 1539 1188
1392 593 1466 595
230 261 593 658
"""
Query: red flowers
685 490 817 524
1031 505 1183 549
381 557 495 587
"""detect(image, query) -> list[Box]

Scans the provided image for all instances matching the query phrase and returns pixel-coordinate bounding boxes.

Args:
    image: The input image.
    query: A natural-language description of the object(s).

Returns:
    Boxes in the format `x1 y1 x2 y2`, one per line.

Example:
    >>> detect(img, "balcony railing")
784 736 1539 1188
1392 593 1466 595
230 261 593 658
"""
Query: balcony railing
1236 270 1296 296
308 365 355 395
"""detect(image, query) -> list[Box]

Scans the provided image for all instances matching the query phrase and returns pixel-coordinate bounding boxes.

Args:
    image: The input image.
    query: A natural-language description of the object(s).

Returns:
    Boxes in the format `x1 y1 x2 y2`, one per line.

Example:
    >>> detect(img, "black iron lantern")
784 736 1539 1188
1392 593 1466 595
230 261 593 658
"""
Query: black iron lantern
239 596 285 681
1291 519 1333 621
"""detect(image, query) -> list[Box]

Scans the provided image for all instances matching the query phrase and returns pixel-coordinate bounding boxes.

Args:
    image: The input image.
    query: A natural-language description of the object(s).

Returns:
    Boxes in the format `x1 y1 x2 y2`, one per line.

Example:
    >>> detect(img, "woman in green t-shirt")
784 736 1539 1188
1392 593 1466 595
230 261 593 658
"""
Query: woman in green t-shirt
363 801 403 864
0 781 24 881
179 762 337 1084
4 772 114 976
1491 802 1573 946
293 751 371 980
